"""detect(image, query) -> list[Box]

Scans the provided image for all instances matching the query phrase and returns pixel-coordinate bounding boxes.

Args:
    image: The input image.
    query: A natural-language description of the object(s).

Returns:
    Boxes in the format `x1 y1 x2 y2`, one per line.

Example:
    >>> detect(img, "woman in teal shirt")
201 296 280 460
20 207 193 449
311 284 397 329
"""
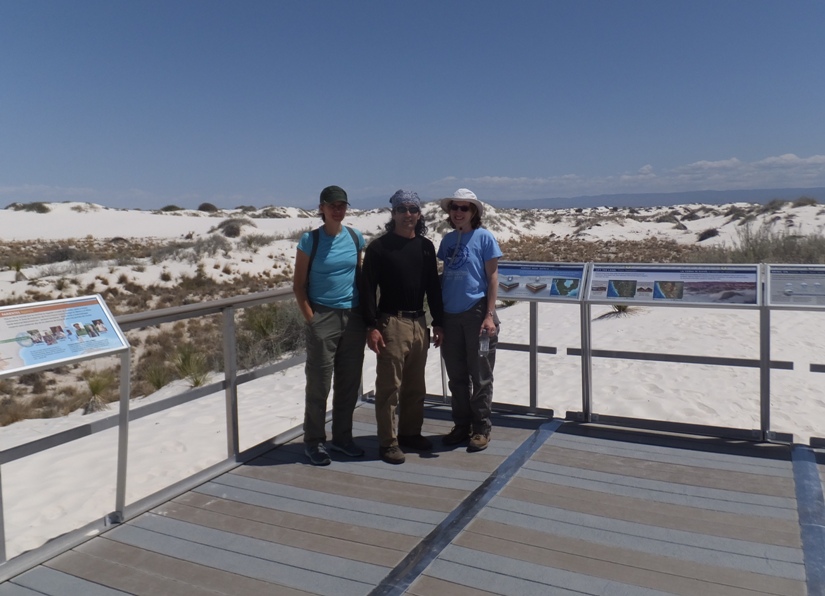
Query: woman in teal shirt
293 186 367 466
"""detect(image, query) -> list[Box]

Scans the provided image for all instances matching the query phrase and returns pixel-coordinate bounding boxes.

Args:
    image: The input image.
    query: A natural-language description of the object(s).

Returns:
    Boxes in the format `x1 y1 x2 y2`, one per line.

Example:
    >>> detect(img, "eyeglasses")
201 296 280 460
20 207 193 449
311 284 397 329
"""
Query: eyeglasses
449 204 471 212
395 205 420 214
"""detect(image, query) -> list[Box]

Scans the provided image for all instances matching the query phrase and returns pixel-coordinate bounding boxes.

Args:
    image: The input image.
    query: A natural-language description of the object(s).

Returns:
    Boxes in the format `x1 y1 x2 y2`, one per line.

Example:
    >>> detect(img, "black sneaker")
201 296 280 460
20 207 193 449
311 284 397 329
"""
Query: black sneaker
305 443 331 466
442 425 471 446
328 440 365 458
398 434 433 451
380 445 406 465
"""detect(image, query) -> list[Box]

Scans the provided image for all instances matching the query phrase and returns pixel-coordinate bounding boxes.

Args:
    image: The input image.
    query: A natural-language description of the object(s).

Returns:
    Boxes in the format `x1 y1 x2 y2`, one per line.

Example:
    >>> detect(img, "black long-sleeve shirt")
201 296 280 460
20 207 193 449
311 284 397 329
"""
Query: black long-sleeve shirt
360 232 444 329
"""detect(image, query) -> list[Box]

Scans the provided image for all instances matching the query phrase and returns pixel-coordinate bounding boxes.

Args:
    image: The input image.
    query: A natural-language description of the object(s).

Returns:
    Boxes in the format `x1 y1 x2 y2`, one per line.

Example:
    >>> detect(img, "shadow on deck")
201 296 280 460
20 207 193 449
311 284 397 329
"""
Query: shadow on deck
1 402 820 595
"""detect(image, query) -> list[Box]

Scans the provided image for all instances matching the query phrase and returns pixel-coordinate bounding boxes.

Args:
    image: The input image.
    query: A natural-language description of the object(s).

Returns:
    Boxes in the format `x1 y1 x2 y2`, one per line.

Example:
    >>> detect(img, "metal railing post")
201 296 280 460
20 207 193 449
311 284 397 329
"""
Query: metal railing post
760 297 771 441
112 350 132 522
223 307 240 458
0 465 6 563
529 301 538 411
580 300 593 422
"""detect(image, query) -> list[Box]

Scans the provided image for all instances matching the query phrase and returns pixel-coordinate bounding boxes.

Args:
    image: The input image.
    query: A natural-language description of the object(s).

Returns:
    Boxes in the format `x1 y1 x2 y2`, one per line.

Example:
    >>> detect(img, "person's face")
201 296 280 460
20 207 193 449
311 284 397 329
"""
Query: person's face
449 201 474 229
321 201 348 222
392 202 420 234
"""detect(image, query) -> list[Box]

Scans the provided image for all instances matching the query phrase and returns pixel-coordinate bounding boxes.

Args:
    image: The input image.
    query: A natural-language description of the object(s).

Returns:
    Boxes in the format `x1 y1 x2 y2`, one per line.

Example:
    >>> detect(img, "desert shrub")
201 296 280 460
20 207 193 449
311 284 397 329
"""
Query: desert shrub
792 196 818 208
680 210 700 222
9 202 51 213
83 370 116 414
198 202 219 213
240 233 276 251
192 234 232 258
237 301 305 369
159 269 172 282
697 228 719 242
285 226 313 241
143 361 173 391
173 343 211 387
160 204 184 212
0 397 30 426
594 305 642 320
692 223 825 264
212 218 257 238
235 205 257 212
759 199 787 214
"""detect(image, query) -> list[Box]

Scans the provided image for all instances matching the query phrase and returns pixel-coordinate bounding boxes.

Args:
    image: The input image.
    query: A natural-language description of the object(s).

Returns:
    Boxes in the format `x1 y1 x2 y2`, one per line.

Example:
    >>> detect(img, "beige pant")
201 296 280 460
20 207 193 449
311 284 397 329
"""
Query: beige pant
373 314 429 447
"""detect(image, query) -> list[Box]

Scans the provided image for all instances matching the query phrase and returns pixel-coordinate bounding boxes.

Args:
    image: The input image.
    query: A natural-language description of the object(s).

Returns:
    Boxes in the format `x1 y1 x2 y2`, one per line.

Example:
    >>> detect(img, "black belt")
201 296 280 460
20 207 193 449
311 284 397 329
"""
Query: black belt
384 310 425 319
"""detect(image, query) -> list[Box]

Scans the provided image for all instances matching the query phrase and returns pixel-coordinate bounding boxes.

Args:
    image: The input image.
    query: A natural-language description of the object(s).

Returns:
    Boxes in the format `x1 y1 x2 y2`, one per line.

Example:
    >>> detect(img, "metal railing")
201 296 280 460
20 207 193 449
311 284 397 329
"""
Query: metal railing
1 267 823 578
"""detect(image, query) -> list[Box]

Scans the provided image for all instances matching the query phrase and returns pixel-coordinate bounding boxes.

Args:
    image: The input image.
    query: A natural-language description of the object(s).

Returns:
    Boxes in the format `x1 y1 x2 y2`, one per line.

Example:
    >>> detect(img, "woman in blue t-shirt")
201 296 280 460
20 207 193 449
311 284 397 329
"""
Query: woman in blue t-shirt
293 185 367 466
437 188 503 453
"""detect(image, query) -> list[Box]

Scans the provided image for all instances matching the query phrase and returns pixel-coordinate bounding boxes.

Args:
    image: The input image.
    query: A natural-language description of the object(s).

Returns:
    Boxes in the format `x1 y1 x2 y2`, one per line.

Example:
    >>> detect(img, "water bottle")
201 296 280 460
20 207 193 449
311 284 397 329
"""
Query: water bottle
479 328 490 356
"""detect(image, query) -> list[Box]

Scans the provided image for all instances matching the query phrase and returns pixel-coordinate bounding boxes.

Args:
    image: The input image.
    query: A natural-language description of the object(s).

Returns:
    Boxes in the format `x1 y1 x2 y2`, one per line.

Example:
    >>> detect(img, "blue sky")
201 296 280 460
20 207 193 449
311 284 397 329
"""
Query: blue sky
2 1 824 210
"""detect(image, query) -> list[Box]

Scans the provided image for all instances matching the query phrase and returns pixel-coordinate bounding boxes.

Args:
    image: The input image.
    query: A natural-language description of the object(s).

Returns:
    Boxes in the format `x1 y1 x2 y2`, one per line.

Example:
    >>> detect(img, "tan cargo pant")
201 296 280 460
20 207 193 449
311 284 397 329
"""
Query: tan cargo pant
373 313 429 448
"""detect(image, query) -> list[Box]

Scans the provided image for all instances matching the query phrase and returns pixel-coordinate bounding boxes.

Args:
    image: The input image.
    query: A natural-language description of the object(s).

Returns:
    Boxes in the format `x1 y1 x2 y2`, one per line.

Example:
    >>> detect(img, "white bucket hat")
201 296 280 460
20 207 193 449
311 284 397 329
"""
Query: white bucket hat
440 188 484 217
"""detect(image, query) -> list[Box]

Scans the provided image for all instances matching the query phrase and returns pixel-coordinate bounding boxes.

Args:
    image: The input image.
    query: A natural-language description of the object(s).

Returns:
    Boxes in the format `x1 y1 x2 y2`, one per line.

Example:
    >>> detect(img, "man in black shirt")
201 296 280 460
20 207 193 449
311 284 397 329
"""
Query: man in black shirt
361 190 444 464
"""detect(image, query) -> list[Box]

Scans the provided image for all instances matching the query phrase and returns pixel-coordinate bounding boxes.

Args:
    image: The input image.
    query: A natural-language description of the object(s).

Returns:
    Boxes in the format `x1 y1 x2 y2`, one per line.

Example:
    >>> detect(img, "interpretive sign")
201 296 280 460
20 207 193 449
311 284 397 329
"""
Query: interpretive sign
0 295 128 378
497 262 586 302
586 264 760 306
768 265 825 307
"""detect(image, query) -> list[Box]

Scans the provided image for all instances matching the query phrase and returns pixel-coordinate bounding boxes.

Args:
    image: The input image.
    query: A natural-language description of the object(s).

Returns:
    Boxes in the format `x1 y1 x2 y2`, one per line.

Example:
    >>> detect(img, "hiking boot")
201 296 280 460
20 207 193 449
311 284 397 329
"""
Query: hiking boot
328 440 365 458
467 433 490 452
442 425 471 446
305 443 331 466
398 434 433 451
380 445 406 465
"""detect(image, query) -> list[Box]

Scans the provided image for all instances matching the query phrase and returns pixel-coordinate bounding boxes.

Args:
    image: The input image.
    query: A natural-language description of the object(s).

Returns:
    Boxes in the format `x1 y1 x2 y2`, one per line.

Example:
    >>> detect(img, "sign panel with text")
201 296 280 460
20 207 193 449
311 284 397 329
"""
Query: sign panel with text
768 265 825 307
0 295 128 378
586 264 760 306
497 262 586 302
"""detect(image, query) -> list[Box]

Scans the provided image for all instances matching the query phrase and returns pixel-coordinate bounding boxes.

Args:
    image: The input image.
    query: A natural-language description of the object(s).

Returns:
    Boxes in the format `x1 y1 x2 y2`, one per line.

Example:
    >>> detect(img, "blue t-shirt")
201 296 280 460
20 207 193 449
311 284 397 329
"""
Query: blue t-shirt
437 228 502 313
298 226 365 309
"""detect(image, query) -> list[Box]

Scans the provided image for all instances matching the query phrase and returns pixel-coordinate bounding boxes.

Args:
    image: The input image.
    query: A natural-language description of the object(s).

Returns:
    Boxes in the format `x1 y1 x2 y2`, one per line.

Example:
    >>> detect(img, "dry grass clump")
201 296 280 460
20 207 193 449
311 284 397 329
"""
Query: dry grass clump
500 236 701 264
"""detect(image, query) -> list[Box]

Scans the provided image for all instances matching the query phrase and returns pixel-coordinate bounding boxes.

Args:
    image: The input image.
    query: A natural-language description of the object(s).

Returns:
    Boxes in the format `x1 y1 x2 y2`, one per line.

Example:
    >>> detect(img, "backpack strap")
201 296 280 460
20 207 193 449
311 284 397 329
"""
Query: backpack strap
306 228 321 281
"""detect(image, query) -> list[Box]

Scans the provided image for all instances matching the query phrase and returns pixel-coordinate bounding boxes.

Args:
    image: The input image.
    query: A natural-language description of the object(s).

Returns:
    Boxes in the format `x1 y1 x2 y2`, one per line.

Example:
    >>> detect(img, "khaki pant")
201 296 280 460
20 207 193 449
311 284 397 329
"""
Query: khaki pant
303 305 366 446
373 314 429 447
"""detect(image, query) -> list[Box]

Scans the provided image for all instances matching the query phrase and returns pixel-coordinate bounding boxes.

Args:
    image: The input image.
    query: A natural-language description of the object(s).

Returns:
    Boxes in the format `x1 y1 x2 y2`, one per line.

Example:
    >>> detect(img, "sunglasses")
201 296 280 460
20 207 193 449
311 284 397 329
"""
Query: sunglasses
395 205 420 214
449 203 471 212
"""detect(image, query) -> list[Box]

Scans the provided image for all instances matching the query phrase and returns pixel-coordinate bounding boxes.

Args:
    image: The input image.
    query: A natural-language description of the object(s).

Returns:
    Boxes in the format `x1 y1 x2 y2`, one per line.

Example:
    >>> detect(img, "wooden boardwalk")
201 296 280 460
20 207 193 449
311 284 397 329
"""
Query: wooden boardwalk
0 402 818 595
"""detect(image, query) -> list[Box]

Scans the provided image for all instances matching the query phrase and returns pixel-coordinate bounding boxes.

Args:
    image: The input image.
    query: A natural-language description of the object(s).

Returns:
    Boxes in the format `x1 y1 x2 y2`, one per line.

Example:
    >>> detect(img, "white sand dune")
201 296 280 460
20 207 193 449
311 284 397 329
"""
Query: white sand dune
2 199 825 560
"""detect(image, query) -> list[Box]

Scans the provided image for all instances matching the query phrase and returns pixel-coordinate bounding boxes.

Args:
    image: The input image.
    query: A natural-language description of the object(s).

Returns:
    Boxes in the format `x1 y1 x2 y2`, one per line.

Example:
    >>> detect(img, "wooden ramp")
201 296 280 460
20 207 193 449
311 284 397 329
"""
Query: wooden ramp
0 403 815 595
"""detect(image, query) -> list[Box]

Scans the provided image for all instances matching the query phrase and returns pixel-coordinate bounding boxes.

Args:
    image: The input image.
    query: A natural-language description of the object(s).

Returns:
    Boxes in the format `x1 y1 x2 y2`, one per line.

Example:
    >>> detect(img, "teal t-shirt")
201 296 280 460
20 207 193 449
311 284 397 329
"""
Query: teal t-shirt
298 226 365 309
437 228 502 313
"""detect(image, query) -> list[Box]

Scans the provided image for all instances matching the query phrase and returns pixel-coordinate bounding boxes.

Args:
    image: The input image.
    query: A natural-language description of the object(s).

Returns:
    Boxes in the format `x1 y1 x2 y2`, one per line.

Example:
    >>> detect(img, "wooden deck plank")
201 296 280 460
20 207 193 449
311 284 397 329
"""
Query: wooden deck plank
433 545 674 596
231 461 469 511
171 491 419 551
550 431 793 473
157 500 407 567
46 550 223 596
209 472 445 525
521 460 798 515
462 517 805 596
75 538 315 596
406 574 504 596
0 583 49 596
481 500 805 574
532 443 795 497
502 476 801 546
5 566 131 595
192 481 435 537
105 524 375 596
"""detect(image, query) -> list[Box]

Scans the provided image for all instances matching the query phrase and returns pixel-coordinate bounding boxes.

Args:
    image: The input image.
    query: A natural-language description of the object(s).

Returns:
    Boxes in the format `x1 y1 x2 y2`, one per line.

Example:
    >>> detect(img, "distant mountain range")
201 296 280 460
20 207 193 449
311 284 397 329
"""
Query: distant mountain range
489 187 825 210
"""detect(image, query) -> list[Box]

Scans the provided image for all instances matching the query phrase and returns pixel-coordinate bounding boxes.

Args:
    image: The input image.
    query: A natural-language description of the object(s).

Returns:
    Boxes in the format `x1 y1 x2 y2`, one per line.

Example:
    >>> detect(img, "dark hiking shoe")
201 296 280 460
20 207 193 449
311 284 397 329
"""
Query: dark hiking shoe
329 440 365 458
380 445 406 465
442 425 471 446
467 433 490 452
305 443 331 466
398 434 433 451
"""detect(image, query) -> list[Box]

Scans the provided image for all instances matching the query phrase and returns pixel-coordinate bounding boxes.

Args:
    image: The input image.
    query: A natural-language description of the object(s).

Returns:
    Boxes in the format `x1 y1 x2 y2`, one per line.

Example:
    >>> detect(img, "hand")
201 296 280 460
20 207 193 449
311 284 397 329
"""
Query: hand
367 328 386 354
481 315 496 336
432 326 443 348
